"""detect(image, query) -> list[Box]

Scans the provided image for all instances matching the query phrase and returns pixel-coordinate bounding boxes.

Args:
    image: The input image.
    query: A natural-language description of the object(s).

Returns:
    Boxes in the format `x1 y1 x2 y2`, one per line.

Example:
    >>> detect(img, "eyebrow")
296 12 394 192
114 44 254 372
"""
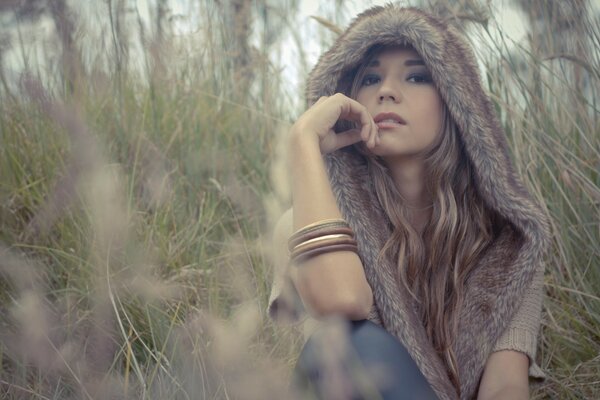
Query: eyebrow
367 59 425 67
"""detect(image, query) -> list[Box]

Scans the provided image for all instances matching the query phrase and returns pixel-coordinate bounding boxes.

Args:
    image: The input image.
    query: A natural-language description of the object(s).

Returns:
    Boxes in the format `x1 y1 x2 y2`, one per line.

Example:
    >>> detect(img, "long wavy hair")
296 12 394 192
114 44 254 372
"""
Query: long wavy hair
342 44 503 393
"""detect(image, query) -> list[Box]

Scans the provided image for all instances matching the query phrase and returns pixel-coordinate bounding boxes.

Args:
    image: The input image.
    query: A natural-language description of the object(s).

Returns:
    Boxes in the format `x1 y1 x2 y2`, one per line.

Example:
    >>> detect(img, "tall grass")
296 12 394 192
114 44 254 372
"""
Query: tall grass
472 3 600 397
0 0 598 399
0 1 301 398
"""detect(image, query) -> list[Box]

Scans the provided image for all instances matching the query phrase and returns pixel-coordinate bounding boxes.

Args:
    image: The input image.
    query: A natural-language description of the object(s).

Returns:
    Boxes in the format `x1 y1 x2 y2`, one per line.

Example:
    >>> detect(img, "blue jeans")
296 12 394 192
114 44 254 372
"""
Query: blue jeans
291 319 439 400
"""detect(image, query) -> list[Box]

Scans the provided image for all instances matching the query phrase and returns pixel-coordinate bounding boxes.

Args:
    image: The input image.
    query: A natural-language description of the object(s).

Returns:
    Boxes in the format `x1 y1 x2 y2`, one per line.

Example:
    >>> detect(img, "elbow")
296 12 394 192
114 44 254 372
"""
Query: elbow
290 253 374 321
309 287 374 321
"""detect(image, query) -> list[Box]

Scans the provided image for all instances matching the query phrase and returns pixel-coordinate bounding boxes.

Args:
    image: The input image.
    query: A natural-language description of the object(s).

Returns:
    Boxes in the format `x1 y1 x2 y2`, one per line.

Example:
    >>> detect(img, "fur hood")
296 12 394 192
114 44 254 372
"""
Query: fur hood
305 4 551 400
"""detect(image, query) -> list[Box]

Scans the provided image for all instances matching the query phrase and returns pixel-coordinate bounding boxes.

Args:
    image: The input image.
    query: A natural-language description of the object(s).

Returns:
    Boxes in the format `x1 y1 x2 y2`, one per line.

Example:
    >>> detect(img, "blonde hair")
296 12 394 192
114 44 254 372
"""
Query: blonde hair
343 44 502 394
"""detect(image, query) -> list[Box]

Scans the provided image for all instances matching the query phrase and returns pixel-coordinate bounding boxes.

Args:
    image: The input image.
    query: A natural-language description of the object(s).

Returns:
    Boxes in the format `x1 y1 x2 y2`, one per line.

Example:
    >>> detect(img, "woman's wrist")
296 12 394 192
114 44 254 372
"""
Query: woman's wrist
289 126 322 156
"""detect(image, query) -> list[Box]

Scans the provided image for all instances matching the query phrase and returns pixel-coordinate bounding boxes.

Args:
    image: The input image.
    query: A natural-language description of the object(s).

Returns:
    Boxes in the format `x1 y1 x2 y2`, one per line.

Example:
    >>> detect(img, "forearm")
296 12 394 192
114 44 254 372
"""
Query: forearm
288 132 373 320
478 385 528 400
290 133 343 227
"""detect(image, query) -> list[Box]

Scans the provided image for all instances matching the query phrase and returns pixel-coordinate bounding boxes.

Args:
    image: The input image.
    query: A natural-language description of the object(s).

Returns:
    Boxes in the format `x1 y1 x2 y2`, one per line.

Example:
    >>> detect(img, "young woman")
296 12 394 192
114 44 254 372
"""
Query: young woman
267 5 549 400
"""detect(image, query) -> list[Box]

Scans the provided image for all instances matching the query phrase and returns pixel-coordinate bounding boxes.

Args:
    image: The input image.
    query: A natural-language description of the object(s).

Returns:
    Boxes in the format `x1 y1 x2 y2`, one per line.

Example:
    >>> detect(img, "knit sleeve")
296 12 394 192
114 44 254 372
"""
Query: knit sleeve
492 260 546 381
266 208 307 324
267 268 307 324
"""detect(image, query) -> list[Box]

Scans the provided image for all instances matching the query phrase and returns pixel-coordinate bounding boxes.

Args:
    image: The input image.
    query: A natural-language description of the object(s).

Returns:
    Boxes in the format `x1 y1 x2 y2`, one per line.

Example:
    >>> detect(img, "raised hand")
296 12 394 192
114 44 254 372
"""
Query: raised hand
290 93 380 155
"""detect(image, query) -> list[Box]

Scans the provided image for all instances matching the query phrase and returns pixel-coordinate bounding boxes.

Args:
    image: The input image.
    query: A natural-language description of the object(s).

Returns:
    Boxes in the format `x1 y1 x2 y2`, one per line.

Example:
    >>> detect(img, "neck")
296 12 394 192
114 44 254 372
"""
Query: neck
384 157 430 206
383 156 433 232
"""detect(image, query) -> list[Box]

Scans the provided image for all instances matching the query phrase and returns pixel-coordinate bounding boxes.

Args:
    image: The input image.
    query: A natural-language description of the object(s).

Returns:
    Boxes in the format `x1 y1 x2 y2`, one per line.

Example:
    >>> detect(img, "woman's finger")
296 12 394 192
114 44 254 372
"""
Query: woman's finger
371 121 377 147
370 119 378 148
334 128 363 151
361 117 371 142
315 96 328 105
336 96 373 141
364 116 376 149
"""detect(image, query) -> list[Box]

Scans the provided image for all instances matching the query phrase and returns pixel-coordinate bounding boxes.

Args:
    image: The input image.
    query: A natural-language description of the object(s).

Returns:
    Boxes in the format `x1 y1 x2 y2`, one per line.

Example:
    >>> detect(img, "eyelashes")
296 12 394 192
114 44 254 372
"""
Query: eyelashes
407 73 433 83
360 72 433 86
361 74 380 86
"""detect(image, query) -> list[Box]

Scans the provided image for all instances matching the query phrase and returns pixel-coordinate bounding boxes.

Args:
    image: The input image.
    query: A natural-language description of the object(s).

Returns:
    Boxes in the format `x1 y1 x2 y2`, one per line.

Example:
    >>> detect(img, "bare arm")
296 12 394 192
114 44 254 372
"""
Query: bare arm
283 93 379 320
477 350 529 400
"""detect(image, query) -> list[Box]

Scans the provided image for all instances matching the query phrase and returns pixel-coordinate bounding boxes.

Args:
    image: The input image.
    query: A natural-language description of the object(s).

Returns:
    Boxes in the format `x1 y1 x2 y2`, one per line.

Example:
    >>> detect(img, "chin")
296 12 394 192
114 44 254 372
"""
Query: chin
371 147 408 157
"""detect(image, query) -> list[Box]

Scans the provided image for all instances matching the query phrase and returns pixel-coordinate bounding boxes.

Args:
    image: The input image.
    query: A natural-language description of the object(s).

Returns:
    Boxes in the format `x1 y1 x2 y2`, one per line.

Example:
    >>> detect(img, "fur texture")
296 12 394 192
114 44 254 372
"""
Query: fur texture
305 5 551 399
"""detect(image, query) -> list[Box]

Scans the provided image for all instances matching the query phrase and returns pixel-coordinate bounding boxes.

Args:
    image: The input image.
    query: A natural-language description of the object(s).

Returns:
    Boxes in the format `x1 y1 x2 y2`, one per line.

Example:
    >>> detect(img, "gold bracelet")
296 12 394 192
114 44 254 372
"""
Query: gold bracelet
289 219 349 239
292 218 347 233
288 219 352 250
288 226 354 251
291 235 356 254
291 233 355 254
291 243 359 264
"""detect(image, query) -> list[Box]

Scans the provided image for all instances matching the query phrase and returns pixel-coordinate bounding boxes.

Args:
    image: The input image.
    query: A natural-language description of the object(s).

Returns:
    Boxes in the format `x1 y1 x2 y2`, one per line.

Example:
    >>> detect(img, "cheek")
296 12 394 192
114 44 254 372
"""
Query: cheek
355 90 372 108
355 95 364 108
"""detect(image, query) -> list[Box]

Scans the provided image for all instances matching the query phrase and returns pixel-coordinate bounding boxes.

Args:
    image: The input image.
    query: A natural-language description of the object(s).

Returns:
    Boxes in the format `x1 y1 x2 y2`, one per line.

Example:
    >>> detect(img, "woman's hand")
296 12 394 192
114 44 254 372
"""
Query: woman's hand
290 93 379 155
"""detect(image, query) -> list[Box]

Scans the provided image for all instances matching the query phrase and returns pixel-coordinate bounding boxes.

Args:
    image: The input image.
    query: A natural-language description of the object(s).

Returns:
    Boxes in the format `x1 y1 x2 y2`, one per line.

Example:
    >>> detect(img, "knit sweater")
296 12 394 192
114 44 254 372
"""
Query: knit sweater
266 208 547 381
266 5 550 400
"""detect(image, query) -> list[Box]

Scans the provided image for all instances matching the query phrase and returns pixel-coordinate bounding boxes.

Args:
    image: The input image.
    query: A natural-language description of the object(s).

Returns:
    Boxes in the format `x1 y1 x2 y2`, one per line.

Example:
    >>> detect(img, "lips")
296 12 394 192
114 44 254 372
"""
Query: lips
373 112 406 129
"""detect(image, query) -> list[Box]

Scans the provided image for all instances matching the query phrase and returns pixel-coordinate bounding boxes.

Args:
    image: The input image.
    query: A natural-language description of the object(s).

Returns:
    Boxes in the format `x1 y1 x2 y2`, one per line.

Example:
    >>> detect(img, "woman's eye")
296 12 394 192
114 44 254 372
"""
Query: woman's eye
407 73 433 83
361 74 380 86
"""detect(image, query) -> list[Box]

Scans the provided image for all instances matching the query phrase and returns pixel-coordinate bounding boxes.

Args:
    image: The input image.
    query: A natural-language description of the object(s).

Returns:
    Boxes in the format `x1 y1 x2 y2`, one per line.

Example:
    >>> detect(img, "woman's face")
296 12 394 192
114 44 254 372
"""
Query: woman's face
355 46 443 161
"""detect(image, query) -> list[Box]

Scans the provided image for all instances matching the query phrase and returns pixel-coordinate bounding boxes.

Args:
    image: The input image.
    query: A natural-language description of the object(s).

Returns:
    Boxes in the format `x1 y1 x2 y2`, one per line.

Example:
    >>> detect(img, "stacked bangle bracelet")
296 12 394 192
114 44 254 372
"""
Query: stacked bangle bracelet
287 218 358 263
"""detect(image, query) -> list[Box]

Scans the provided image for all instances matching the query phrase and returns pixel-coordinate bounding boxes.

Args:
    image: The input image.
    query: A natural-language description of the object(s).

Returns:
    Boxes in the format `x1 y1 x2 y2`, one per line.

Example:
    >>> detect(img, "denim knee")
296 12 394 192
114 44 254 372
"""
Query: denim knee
347 319 414 367
292 319 439 400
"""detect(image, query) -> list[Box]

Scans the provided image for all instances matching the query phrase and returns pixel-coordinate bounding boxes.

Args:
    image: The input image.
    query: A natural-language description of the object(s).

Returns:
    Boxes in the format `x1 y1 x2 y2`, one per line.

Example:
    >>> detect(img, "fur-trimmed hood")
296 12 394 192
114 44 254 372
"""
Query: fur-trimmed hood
305 4 550 400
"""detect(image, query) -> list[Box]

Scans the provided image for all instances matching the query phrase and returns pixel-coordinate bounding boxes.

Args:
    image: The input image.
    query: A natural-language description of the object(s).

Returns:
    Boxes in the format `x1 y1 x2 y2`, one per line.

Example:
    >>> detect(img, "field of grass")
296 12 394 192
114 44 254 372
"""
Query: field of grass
0 1 598 399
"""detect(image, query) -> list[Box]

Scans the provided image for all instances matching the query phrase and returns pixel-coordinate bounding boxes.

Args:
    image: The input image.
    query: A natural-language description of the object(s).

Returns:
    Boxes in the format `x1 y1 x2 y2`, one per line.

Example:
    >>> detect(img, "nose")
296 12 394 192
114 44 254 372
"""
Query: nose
378 78 402 103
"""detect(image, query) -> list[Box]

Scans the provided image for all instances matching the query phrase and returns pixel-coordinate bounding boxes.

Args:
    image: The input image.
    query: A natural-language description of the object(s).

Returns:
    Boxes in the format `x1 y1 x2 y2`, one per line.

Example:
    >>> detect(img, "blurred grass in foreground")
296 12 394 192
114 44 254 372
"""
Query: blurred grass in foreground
0 0 598 399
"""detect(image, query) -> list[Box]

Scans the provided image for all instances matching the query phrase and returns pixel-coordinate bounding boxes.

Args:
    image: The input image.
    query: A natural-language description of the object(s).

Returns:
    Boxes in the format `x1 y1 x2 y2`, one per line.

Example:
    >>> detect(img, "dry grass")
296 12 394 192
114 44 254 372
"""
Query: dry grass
0 0 598 399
